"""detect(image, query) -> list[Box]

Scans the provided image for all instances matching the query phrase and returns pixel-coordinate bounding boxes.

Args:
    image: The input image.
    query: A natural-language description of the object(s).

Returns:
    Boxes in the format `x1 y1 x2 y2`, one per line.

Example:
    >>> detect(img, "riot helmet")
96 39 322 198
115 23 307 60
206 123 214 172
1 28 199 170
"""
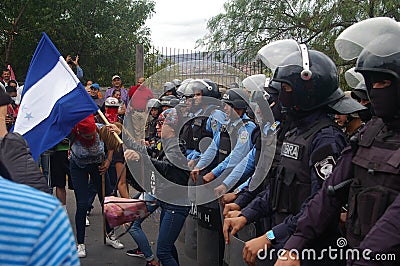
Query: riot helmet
163 81 176 96
355 34 400 121
222 88 249 109
176 78 193 97
273 43 364 114
146 98 162 110
185 79 219 98
274 47 340 111
172 79 182 88
228 82 240 89
344 67 369 101
265 80 280 95
160 95 179 108
335 17 400 122
242 74 266 93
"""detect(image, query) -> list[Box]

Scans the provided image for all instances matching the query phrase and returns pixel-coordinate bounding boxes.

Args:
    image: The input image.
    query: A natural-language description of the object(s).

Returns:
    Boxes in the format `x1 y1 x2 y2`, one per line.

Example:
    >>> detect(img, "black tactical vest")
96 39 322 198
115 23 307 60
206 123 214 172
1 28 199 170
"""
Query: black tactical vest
271 119 337 224
347 118 400 247
192 106 218 152
218 119 248 163
146 117 158 141
179 117 195 151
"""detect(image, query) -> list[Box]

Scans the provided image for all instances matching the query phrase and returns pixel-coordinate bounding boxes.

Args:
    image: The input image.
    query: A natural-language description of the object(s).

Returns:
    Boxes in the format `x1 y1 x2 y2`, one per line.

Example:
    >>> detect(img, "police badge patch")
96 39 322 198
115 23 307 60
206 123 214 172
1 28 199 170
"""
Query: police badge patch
314 156 336 180
211 119 218 131
238 129 249 144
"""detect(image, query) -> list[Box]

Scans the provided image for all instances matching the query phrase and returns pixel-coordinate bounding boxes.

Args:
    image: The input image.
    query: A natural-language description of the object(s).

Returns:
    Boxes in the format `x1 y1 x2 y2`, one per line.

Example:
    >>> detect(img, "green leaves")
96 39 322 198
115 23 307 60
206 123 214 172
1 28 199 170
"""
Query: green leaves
0 0 155 85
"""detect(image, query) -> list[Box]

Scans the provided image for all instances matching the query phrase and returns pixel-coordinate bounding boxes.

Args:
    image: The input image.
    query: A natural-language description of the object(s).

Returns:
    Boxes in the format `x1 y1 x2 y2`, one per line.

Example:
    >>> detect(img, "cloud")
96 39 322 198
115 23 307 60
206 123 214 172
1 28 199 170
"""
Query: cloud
146 0 225 51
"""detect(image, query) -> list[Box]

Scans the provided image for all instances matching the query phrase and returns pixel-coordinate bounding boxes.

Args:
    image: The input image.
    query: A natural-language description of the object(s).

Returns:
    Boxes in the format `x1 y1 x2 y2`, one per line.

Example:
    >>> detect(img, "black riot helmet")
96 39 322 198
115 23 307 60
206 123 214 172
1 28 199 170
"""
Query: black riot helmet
176 78 193 97
222 88 249 109
163 81 177 95
172 79 182 88
160 95 179 108
273 47 341 111
354 34 400 122
146 98 162 110
351 82 369 102
335 17 400 121
186 79 219 98
274 45 364 115
265 80 280 95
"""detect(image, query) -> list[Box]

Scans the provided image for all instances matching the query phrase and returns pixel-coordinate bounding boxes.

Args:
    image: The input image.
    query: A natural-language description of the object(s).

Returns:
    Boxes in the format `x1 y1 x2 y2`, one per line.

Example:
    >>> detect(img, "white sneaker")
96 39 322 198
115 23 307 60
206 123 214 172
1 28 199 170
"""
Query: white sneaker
77 244 86 258
85 216 90 227
106 235 124 249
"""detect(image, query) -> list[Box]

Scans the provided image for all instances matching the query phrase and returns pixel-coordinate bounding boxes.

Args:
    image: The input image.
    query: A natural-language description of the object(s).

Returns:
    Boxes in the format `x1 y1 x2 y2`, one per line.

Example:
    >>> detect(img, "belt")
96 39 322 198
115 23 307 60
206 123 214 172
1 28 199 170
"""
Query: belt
132 109 146 112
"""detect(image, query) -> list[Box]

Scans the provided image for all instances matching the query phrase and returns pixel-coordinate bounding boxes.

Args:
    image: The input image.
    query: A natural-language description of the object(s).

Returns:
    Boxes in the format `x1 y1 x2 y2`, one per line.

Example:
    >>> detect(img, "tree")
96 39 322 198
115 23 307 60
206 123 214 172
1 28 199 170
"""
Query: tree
0 0 155 85
198 0 400 88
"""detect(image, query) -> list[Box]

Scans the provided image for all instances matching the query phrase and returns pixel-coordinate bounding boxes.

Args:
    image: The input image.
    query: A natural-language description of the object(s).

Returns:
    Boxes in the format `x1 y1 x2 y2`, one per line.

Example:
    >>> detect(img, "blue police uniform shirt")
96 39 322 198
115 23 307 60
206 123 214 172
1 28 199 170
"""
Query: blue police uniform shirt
222 145 256 188
192 109 226 167
211 113 256 177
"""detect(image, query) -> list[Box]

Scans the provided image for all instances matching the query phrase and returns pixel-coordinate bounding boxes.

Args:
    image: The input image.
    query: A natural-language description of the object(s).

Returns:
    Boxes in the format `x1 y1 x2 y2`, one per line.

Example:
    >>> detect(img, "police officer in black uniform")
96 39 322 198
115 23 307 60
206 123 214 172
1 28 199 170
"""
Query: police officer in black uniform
223 42 365 266
275 17 400 266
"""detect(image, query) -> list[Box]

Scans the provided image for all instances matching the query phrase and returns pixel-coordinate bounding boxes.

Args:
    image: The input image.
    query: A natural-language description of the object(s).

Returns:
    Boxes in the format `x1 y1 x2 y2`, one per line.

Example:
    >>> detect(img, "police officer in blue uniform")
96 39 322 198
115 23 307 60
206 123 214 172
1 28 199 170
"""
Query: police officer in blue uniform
275 17 400 266
189 88 256 266
198 88 256 185
223 41 365 266
180 78 224 263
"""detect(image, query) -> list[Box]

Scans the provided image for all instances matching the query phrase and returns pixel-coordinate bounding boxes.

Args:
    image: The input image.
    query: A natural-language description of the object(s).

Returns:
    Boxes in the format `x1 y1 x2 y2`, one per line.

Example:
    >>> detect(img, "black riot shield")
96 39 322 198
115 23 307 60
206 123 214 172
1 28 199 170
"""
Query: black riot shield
197 199 225 266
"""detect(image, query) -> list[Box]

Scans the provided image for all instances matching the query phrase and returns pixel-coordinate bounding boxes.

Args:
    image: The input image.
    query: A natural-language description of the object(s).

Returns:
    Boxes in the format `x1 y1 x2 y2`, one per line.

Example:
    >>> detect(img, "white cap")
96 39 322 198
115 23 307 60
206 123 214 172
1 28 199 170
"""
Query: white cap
105 97 119 107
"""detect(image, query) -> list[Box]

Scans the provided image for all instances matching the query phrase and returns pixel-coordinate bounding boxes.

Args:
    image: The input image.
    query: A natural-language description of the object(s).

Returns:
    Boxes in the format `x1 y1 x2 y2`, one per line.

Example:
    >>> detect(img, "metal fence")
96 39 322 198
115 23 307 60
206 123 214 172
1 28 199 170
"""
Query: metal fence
143 46 265 97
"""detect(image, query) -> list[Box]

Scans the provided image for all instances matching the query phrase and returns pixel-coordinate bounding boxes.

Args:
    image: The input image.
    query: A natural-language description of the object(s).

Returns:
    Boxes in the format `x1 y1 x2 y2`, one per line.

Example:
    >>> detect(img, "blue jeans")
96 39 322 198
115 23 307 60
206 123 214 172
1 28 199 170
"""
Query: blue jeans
70 160 112 244
38 151 52 194
157 202 190 266
128 193 159 261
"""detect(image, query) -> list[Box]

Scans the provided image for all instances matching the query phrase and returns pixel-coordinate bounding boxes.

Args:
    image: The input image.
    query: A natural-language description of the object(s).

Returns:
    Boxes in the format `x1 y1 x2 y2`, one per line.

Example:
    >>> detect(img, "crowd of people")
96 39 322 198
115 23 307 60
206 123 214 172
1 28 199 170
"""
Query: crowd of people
0 17 399 266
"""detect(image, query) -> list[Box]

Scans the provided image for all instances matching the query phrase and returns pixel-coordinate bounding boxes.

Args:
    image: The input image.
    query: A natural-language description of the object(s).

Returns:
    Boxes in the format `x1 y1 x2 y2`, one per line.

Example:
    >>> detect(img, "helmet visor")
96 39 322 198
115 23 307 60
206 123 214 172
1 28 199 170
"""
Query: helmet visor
257 39 300 72
335 17 400 60
345 67 365 89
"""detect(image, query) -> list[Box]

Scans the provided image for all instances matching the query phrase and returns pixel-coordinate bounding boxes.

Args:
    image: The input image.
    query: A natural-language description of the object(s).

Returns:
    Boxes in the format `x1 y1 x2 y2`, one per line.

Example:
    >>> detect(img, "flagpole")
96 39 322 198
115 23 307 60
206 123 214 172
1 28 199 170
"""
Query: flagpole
97 109 123 144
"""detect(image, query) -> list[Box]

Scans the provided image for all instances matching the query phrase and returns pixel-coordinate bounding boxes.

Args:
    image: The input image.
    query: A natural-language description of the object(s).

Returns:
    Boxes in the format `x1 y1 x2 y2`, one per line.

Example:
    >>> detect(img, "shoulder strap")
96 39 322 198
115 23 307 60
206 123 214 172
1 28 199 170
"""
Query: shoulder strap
358 118 385 147
302 118 337 140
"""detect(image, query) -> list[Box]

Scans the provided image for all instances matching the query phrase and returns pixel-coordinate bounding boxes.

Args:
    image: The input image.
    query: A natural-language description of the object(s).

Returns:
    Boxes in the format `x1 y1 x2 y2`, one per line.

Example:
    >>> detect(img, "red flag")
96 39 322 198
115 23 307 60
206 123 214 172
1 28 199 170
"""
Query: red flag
7 65 16 81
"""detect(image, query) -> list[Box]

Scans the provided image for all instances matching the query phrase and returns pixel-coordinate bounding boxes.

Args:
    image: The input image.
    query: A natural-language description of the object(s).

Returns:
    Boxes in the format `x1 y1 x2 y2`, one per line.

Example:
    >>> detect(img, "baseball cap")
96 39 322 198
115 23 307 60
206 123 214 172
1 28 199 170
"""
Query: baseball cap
112 75 121 81
105 97 120 107
90 83 100 90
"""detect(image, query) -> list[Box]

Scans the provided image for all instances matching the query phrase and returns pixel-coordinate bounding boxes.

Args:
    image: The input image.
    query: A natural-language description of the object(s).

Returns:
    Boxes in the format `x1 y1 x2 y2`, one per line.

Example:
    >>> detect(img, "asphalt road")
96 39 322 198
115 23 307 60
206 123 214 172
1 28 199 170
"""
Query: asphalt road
65 188 196 266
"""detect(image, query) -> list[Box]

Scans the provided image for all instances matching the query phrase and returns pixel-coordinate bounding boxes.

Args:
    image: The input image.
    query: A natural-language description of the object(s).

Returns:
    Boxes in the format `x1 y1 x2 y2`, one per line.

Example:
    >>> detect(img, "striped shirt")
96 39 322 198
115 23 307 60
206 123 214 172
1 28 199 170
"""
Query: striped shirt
0 176 79 266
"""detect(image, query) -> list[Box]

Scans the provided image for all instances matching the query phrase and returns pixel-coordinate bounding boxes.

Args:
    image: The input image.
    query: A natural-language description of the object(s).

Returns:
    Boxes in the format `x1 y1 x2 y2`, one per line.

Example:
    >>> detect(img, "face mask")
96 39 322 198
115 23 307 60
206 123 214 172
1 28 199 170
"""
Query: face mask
369 85 399 122
11 97 17 102
279 90 294 109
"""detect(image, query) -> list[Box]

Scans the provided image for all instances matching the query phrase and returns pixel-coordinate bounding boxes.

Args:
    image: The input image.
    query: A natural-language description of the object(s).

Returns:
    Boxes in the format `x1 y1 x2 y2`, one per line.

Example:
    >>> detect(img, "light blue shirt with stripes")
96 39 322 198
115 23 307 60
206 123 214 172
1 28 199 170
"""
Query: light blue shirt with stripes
0 176 79 266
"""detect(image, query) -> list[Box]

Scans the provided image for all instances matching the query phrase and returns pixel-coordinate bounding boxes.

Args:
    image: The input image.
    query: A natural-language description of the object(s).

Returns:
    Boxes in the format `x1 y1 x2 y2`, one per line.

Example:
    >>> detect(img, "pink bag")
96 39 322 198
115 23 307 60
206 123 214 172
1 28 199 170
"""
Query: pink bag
103 196 149 227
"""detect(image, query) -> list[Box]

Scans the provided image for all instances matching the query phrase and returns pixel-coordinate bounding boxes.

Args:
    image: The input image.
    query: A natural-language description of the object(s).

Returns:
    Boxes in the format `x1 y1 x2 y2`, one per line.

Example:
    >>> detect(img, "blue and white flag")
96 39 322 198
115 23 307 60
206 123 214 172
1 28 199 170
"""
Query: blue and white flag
13 33 98 160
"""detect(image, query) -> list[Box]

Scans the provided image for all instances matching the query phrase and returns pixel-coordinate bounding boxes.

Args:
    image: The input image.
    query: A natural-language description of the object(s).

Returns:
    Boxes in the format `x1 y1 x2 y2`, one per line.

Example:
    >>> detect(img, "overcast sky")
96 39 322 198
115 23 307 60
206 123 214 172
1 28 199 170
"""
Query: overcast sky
145 0 226 51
